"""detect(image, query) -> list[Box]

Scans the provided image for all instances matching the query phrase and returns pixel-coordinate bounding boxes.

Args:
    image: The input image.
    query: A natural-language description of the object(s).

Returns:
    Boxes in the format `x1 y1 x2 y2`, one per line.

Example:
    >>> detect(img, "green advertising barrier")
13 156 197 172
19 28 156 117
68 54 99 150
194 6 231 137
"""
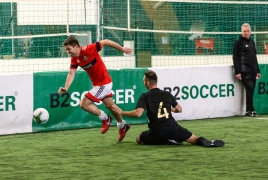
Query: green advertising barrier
33 68 148 132
31 65 268 133
255 64 268 114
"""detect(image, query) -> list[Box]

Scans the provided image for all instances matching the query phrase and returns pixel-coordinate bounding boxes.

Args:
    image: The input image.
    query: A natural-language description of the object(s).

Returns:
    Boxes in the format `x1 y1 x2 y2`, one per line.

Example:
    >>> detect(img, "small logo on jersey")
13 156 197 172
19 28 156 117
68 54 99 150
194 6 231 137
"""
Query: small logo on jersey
245 44 249 47
84 56 88 60
81 58 97 70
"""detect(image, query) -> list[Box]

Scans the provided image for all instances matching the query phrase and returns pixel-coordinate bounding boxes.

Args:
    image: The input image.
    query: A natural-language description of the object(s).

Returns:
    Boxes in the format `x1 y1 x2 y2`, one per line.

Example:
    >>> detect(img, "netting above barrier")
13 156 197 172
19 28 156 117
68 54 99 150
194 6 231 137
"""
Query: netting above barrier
102 0 268 66
0 0 268 74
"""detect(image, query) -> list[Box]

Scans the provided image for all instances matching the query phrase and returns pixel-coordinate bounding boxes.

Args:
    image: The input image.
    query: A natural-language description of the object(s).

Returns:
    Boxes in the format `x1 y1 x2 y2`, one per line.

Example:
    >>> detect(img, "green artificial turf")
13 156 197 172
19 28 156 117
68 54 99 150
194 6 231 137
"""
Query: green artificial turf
1 115 268 180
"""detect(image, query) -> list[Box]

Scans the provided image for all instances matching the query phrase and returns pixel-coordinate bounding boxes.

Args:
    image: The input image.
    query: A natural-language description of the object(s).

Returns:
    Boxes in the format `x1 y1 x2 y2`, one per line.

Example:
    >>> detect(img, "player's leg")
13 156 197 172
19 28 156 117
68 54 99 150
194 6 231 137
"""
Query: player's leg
136 134 143 144
80 96 100 115
102 97 123 122
172 125 224 147
186 135 225 147
80 96 112 134
102 97 130 142
137 130 168 145
81 85 113 134
137 130 154 145
241 72 257 117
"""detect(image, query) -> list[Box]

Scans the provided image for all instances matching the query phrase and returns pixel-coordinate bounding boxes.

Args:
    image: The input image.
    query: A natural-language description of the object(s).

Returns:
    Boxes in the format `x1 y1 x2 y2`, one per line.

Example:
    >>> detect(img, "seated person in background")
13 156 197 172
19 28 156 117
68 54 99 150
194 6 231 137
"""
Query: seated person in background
112 70 225 147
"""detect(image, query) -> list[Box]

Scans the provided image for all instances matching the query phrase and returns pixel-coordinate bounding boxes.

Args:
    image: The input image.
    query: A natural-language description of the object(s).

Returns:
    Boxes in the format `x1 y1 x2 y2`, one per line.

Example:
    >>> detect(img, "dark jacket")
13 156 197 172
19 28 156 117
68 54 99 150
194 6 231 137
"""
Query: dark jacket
233 36 260 75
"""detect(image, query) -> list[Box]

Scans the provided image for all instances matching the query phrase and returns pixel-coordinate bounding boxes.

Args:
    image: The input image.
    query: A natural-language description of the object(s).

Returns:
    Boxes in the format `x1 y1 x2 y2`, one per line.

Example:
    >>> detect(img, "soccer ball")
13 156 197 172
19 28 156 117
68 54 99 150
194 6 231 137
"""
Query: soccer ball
33 108 49 124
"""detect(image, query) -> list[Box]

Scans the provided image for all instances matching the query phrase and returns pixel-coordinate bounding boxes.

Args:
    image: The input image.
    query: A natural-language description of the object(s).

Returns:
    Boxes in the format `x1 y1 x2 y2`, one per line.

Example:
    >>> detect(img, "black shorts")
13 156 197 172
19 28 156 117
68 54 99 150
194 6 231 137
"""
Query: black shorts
140 124 192 145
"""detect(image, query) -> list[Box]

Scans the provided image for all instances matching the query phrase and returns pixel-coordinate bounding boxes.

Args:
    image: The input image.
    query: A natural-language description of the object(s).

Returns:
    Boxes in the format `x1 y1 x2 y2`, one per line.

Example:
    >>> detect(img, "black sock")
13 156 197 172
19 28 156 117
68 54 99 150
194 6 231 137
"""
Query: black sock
196 137 207 146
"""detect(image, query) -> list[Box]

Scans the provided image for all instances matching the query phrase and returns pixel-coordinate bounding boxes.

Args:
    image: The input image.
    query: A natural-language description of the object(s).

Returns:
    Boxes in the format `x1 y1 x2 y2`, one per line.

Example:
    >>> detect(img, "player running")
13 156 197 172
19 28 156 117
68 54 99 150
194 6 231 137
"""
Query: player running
58 36 132 142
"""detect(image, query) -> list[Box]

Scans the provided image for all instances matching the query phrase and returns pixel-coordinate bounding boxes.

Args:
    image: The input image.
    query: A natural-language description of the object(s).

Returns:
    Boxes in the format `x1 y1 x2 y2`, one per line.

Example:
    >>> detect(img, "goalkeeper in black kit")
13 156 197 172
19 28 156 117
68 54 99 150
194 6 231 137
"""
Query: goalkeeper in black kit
112 70 225 147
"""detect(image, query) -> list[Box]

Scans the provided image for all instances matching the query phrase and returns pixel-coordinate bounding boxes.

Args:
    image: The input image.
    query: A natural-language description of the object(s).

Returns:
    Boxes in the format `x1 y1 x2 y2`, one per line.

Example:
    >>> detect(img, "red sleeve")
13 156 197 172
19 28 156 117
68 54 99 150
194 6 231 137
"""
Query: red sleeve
70 57 78 69
84 42 102 55
97 41 102 51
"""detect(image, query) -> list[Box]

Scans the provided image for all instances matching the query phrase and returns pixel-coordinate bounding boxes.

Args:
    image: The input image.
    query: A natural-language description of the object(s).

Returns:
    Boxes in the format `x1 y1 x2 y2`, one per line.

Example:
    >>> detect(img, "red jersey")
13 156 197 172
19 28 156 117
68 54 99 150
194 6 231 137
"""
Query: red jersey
70 42 112 86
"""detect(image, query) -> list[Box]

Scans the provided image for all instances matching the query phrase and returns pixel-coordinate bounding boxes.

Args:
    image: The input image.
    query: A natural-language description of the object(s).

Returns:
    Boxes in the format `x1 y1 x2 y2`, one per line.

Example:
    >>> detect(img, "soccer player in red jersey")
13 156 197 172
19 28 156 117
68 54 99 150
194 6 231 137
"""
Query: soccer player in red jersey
58 36 132 142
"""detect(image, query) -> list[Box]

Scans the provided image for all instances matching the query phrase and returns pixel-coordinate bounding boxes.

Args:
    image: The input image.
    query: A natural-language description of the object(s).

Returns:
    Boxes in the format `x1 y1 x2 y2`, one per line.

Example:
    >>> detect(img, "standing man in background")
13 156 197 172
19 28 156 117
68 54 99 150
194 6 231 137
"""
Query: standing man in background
233 23 261 117
58 36 133 142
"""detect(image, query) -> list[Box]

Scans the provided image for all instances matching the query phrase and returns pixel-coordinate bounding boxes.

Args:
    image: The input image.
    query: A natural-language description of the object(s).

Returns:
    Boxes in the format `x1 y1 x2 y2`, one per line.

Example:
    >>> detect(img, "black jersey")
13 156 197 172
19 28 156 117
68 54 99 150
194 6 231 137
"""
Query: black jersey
136 88 179 132
233 36 260 75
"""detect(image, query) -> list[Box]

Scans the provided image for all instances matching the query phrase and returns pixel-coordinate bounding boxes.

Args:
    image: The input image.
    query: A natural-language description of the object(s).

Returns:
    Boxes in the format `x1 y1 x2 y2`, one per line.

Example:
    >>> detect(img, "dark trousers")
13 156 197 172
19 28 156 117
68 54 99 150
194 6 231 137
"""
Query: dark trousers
241 72 257 112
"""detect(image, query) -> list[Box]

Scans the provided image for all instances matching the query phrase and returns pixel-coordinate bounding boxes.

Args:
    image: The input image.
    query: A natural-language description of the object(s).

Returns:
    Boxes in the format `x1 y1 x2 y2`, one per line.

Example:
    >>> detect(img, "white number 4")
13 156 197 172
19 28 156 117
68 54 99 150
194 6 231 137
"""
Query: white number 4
157 102 169 119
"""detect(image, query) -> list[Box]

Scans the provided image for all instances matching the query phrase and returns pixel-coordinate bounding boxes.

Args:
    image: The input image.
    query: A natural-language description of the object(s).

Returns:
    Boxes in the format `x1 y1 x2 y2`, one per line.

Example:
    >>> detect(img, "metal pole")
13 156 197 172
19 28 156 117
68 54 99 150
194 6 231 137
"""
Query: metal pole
127 0 130 31
11 2 14 56
66 0 70 36
96 0 101 41
84 0 87 25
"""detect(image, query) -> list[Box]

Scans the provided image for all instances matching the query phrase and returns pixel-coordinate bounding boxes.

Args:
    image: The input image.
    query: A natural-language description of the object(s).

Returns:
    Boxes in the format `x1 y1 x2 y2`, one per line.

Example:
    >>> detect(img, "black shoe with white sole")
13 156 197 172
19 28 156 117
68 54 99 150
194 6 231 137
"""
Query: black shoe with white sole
251 111 258 117
245 111 258 117
203 140 225 147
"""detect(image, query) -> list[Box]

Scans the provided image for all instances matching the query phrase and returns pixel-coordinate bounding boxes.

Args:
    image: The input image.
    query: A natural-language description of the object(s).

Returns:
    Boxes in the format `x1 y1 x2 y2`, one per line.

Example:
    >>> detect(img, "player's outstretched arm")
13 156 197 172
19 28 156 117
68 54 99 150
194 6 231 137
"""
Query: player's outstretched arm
58 69 76 94
171 104 182 113
112 105 144 117
121 46 133 55
100 39 133 55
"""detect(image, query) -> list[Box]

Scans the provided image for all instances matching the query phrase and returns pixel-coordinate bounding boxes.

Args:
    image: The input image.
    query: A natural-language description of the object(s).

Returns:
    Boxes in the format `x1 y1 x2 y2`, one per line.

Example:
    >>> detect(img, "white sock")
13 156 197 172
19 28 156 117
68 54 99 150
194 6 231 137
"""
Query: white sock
98 110 108 121
117 120 126 129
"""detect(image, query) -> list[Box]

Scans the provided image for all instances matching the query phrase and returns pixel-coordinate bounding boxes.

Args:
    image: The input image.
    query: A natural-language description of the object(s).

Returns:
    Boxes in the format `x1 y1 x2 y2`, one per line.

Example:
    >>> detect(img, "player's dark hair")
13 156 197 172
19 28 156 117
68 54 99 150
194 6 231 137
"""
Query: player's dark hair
144 70 157 85
63 36 80 47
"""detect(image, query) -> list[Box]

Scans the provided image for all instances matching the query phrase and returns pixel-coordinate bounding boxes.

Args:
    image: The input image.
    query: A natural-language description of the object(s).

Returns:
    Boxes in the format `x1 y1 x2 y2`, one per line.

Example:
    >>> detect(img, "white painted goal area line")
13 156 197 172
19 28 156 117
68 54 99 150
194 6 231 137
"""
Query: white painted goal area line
244 117 268 120
255 117 268 120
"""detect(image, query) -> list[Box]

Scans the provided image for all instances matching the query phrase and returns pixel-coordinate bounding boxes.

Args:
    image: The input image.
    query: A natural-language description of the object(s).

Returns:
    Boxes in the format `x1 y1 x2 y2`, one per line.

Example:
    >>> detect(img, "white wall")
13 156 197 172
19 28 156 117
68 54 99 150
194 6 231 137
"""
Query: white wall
0 54 267 74
0 56 136 74
152 54 268 67
14 0 98 25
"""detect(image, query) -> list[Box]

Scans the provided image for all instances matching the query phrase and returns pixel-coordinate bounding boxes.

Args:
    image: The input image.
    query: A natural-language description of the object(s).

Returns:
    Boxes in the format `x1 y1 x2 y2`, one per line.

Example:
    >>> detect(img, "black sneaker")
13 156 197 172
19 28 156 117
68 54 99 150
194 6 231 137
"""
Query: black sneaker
251 111 258 117
203 140 225 147
167 139 183 145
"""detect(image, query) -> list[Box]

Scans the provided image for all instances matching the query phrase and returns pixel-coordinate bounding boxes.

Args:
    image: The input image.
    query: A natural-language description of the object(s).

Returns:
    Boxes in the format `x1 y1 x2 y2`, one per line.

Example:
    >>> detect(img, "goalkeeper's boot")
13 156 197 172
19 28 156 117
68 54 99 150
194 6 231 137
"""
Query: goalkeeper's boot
101 116 112 134
118 124 131 142
203 140 225 147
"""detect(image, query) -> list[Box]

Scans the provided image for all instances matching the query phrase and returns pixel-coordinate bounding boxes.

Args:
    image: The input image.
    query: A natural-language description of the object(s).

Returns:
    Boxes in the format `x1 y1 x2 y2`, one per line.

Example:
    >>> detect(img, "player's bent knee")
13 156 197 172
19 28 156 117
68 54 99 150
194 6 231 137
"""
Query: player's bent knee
186 134 198 144
80 97 92 110
104 103 113 110
136 135 143 145
102 98 114 110
80 100 85 109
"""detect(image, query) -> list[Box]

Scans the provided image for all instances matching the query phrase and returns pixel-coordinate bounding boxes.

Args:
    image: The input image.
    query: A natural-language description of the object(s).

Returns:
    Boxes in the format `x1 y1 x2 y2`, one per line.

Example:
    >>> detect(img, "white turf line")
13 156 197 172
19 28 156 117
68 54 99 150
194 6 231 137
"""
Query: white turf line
244 117 268 120
243 117 268 120
254 117 268 120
